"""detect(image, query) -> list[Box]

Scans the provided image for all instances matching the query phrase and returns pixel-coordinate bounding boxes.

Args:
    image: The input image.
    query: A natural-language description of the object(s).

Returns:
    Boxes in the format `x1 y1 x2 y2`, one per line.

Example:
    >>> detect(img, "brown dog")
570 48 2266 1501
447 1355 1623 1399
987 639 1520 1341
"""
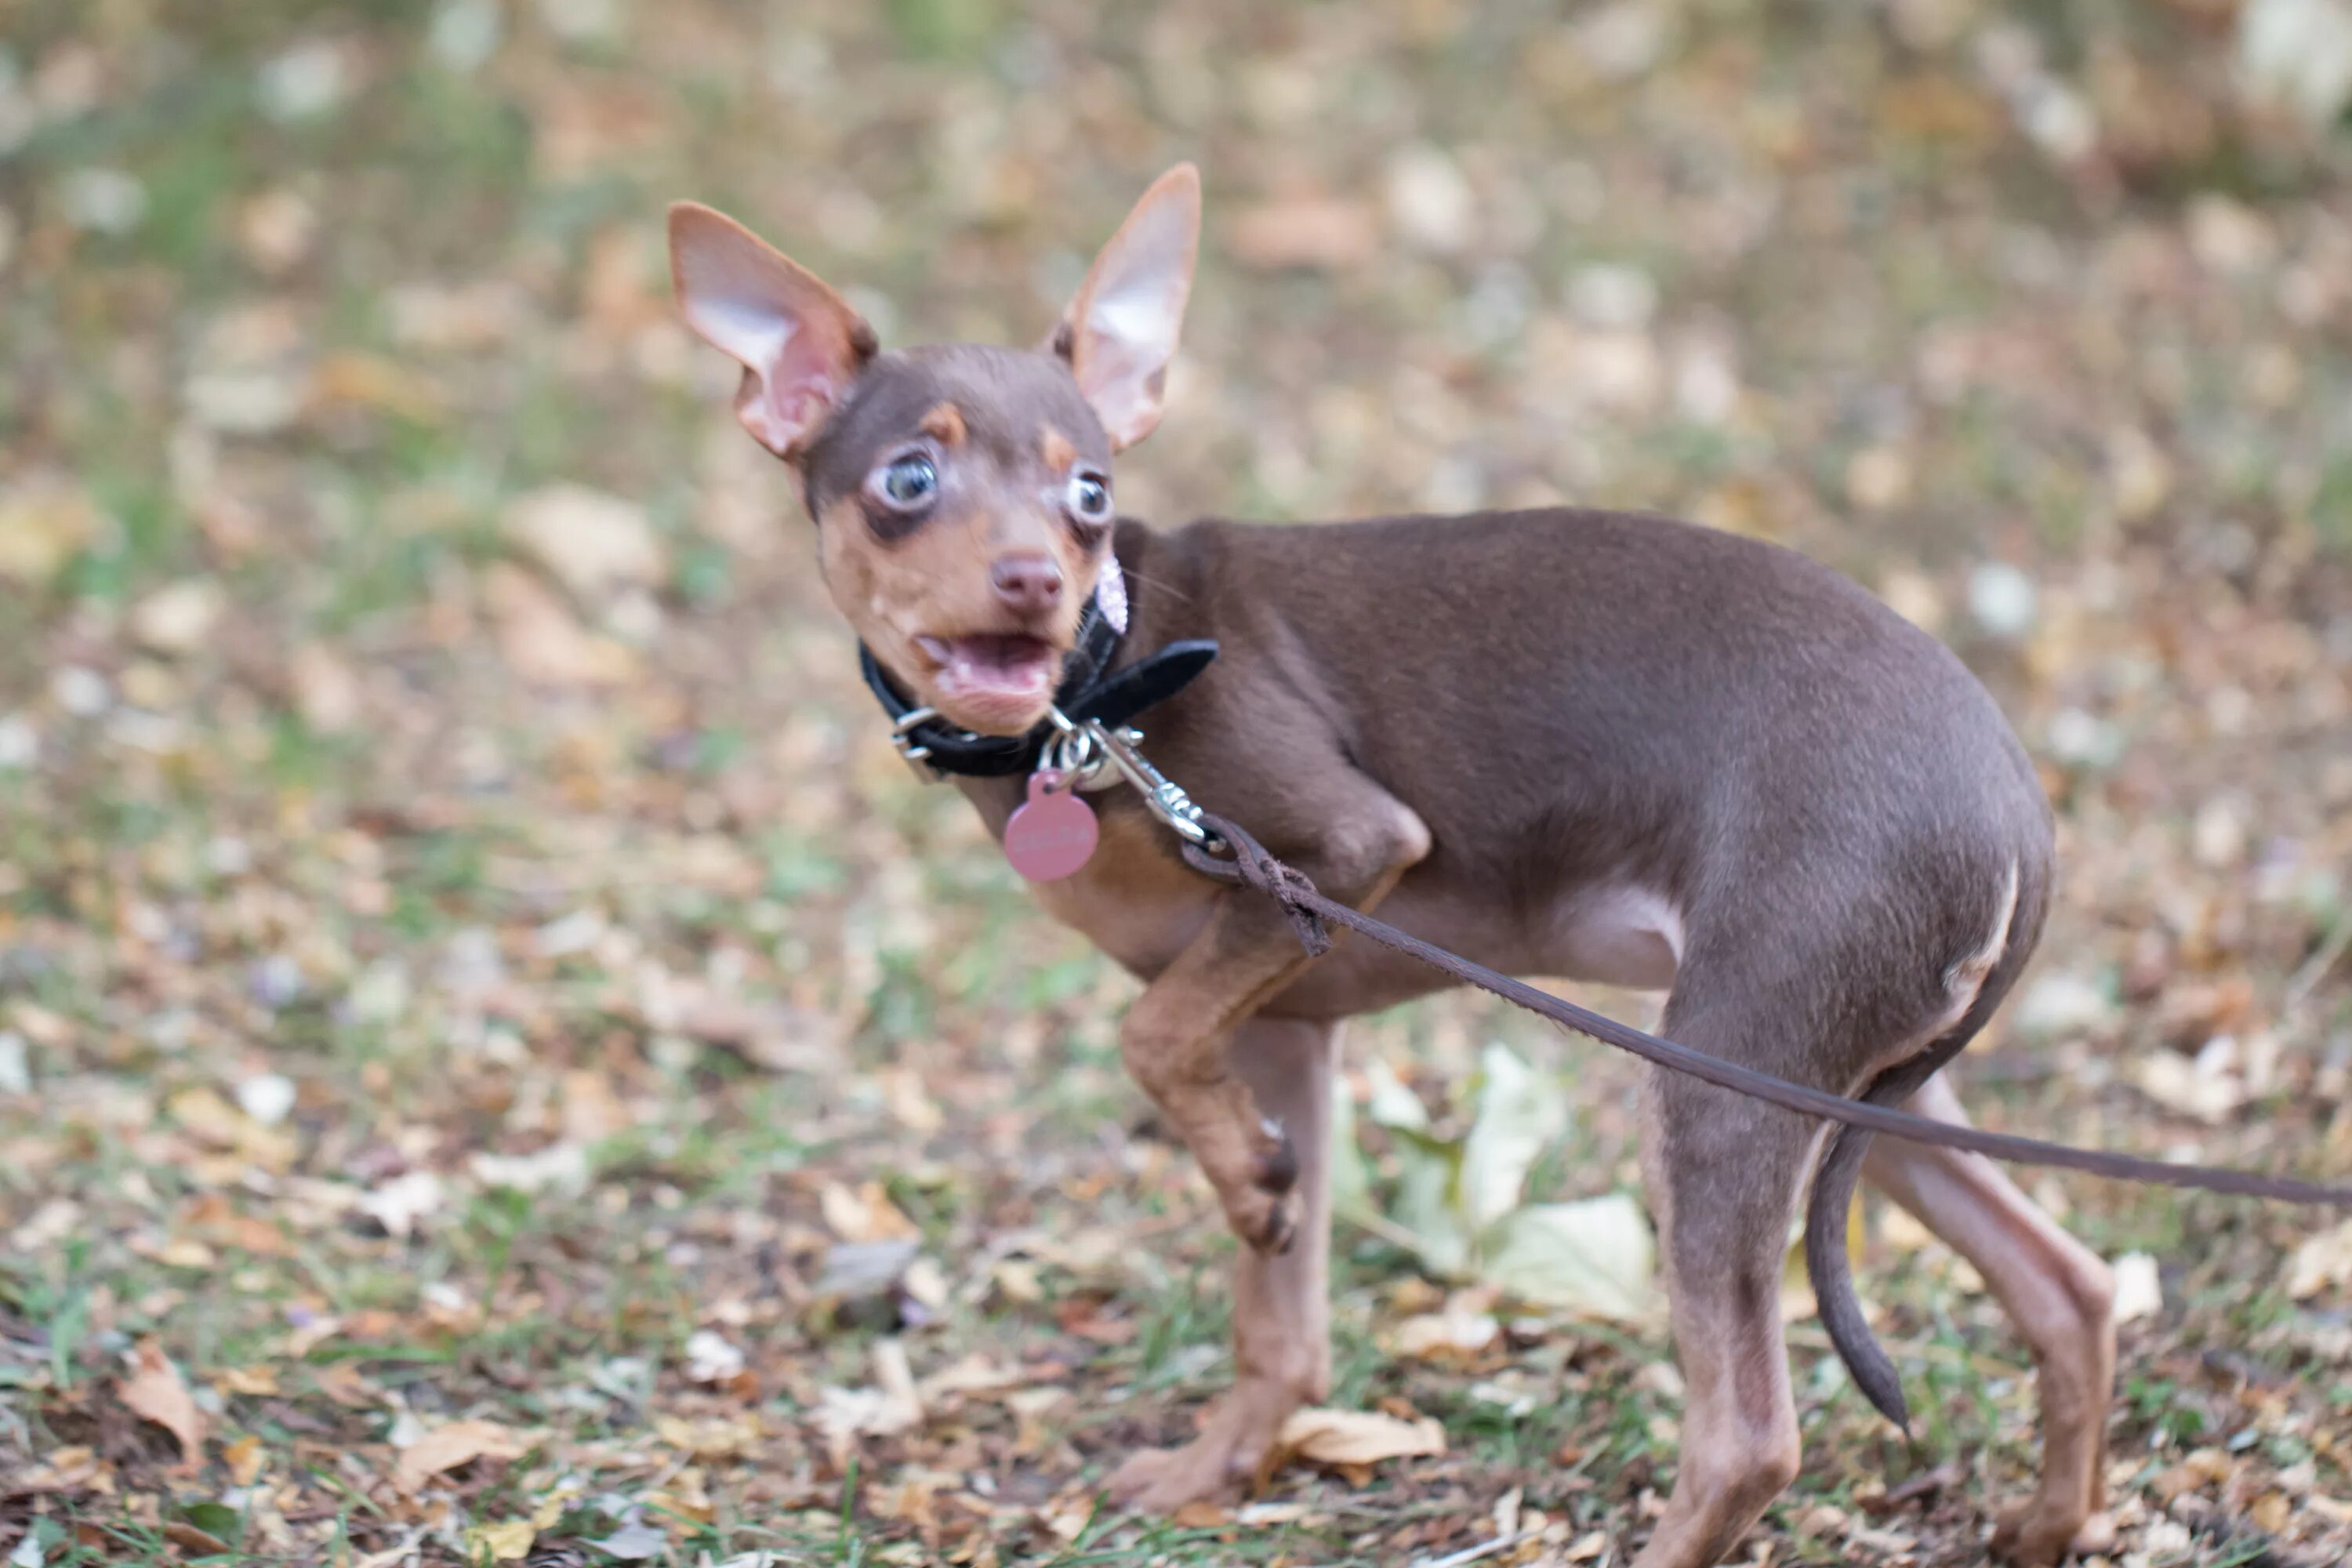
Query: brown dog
668 166 2118 1567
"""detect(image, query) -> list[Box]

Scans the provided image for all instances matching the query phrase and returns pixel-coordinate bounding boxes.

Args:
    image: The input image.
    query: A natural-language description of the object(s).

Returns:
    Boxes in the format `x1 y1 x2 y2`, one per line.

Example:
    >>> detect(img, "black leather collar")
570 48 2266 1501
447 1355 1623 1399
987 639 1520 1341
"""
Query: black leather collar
859 598 1217 779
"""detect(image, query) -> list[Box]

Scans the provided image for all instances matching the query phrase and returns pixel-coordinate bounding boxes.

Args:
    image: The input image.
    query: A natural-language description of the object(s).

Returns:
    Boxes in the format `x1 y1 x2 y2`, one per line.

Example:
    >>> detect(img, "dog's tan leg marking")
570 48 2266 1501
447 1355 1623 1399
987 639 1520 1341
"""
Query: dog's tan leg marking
1118 873 1401 1254
1116 789 1423 1259
1109 1016 1338 1511
1864 1076 2116 1566
1945 858 2020 1000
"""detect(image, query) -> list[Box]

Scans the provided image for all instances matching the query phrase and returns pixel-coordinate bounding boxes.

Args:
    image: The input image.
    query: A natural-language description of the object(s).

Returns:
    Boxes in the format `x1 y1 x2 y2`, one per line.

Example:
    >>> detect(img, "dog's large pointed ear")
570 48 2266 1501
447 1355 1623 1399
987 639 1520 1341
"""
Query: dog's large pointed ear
1048 164 1200 451
669 201 877 461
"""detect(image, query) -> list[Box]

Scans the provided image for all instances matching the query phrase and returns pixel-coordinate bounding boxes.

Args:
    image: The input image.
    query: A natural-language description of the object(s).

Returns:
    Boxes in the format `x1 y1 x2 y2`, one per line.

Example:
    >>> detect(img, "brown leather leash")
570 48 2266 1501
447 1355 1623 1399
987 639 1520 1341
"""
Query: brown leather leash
1178 810 2352 1207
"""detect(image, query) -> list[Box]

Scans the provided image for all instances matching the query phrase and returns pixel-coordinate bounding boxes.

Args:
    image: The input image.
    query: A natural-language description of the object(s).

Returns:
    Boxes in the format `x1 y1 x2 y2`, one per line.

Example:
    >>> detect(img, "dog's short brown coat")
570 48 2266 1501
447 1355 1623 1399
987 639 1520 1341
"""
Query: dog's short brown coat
670 169 2117 1568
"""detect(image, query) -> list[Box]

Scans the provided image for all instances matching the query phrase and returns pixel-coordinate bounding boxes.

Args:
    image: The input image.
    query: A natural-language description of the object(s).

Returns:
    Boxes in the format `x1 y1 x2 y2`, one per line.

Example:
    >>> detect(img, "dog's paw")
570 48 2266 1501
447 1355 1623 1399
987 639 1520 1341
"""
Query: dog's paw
1106 1439 1247 1514
1219 1120 1299 1253
1252 1119 1298 1196
1225 1188 1297 1254
1991 1501 2112 1566
1109 1381 1306 1516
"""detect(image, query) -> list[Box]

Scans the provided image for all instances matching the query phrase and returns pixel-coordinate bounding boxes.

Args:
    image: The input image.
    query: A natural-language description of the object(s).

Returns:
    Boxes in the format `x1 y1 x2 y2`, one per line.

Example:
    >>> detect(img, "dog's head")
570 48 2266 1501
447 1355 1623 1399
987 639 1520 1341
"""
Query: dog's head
669 167 1200 737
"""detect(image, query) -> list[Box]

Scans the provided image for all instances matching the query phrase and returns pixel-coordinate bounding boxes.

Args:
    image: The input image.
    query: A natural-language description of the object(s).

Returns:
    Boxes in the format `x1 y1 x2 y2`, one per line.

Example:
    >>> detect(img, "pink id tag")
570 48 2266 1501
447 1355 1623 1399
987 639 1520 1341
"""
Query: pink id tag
1004 770 1098 882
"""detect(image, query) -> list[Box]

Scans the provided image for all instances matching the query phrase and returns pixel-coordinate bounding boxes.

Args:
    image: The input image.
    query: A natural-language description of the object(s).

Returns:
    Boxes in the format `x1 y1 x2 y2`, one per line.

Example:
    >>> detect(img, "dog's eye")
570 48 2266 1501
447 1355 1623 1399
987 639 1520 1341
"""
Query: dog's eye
873 453 938 510
1067 470 1112 525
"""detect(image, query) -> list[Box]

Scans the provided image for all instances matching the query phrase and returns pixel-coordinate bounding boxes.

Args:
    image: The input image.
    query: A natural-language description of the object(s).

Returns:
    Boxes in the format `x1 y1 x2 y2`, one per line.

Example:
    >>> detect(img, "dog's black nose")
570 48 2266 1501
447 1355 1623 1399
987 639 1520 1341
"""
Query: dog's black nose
990 554 1063 612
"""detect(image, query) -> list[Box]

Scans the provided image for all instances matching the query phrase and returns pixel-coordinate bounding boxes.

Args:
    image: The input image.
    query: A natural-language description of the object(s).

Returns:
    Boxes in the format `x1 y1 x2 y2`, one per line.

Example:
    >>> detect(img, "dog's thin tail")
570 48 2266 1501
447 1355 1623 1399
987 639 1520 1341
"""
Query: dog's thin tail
1806 852 2034 1432
1805 1112 1911 1430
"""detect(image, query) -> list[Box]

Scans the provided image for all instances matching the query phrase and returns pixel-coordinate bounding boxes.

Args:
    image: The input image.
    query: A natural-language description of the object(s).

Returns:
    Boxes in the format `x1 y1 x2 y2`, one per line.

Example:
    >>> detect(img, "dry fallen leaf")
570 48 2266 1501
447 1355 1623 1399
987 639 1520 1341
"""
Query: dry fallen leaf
356 1171 445 1239
163 1520 231 1556
918 1352 1029 1403
15 1445 105 1496
821 1179 920 1243
2111 1252 2165 1323
165 1085 247 1149
212 1365 280 1397
1275 1406 1448 1468
654 1413 761 1459
130 578 227 656
223 1432 266 1486
310 1360 379 1407
644 1465 715 1526
1483 1192 1658 1320
464 1519 537 1563
119 1341 205 1469
812 1338 924 1468
0 474 103 586
393 1417 529 1494
1393 1304 1500 1361
684 1327 746 1384
663 987 842 1073
2131 1044 2249 1123
591 1521 671 1561
2287 1218 2352 1299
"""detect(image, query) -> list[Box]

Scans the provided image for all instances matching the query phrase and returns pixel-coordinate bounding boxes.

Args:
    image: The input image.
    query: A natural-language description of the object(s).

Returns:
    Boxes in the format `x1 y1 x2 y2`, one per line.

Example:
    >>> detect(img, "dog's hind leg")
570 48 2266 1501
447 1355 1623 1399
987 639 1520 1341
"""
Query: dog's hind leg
1630 1010 1815 1568
1864 1074 2115 1566
1108 1015 1339 1511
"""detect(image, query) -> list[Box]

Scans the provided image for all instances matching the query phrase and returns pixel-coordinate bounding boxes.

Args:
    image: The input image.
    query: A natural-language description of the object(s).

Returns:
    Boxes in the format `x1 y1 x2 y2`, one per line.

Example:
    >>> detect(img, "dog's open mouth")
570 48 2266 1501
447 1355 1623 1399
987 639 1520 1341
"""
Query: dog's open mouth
914 633 1064 731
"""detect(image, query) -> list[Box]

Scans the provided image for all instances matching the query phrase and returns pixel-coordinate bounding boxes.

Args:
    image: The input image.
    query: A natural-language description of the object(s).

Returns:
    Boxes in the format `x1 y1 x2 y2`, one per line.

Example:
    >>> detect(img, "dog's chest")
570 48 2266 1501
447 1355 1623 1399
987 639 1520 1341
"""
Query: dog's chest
1022 808 1218 979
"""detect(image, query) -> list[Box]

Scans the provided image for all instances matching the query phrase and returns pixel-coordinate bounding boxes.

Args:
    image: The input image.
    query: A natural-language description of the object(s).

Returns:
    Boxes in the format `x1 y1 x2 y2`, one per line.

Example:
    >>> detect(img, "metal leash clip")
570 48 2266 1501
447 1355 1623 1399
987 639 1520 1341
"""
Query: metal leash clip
1087 720 1222 851
1035 706 1215 847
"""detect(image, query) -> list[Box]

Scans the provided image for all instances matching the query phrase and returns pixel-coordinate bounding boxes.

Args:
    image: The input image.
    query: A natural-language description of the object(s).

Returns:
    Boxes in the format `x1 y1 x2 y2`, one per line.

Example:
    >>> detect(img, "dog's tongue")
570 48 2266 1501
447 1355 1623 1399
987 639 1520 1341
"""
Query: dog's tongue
919 633 1059 728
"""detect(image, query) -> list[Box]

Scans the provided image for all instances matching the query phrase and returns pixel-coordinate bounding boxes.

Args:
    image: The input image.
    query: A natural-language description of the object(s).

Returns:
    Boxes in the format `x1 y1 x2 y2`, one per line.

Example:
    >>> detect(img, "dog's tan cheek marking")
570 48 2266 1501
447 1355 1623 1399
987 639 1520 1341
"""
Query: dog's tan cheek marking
1040 426 1076 474
920 402 967 447
817 496 889 628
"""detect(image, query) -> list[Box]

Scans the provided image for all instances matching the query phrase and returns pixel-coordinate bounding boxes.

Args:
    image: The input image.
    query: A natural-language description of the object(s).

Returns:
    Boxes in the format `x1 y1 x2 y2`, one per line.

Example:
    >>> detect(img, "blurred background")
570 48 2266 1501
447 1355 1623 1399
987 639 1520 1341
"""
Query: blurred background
3 2 2350 1565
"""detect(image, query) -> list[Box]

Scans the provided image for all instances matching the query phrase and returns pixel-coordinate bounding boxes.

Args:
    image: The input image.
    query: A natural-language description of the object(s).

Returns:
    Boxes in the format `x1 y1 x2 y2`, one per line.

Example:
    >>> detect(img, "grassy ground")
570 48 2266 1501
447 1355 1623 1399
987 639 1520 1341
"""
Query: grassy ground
4 2 2352 1564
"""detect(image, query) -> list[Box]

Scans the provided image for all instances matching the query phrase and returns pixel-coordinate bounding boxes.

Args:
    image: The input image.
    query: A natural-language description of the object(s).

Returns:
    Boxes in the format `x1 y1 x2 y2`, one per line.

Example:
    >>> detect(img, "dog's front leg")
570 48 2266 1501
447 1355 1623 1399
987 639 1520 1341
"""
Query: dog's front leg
1114 786 1423 1256
1115 892 1333 1254
1110 1015 1338 1512
1105 784 1423 1512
